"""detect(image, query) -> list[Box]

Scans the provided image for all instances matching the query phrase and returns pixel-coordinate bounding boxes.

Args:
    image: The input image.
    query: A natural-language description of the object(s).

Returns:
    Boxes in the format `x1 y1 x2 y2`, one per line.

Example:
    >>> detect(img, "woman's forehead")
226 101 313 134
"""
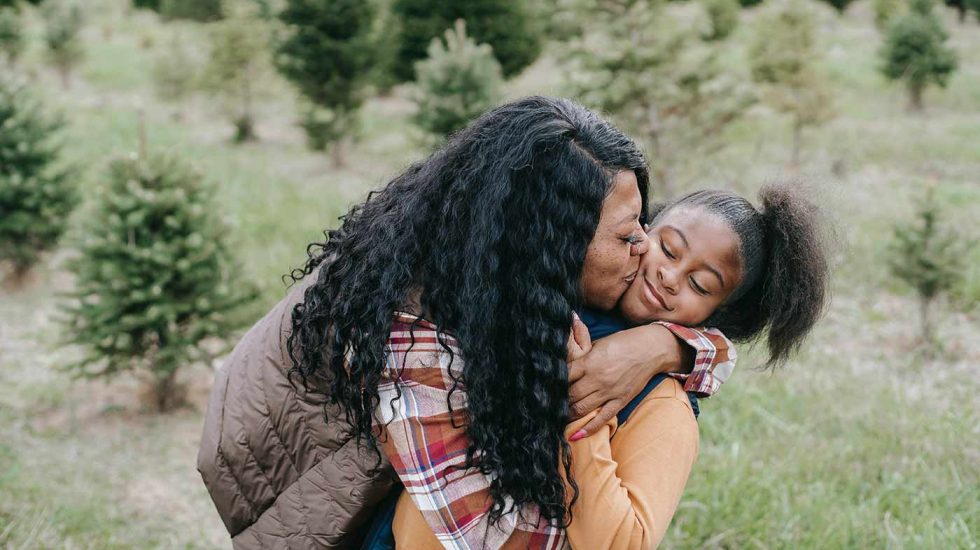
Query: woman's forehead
603 171 641 221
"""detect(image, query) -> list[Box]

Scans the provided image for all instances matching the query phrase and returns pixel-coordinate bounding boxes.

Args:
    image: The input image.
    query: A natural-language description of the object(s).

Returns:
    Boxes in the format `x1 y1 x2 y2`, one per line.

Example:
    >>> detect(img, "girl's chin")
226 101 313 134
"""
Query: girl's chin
620 300 657 325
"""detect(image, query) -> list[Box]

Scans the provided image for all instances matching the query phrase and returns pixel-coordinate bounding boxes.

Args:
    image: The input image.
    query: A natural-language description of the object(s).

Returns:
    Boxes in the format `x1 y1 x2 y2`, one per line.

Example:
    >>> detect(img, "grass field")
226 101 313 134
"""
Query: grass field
0 0 978 548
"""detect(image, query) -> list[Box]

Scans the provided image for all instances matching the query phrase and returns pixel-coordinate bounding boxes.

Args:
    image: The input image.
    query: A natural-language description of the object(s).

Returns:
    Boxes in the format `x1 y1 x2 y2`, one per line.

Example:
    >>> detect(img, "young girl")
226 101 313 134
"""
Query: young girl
560 182 829 548
388 182 830 549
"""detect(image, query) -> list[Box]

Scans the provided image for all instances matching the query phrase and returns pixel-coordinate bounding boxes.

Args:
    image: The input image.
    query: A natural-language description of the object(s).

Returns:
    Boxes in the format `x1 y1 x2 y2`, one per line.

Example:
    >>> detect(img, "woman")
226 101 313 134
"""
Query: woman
197 97 727 549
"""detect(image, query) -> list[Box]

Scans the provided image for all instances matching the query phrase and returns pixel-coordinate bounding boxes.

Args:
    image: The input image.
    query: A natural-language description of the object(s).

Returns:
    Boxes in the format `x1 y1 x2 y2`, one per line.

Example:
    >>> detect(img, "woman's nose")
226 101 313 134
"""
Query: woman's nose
629 233 650 256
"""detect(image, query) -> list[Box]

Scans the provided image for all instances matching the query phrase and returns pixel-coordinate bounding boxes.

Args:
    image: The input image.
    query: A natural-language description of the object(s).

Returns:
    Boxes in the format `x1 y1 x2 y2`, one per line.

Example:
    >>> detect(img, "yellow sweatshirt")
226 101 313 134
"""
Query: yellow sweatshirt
391 377 699 549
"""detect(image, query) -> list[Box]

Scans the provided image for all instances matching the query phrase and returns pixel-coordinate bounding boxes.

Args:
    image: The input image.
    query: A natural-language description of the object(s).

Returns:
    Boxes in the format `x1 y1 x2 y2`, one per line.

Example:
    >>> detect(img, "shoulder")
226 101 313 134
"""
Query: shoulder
616 378 698 442
385 313 464 388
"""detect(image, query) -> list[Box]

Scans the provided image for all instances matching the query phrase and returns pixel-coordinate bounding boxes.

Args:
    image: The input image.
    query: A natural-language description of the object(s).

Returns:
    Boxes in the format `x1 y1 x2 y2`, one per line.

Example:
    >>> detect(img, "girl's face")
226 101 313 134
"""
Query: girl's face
619 206 744 326
581 170 650 311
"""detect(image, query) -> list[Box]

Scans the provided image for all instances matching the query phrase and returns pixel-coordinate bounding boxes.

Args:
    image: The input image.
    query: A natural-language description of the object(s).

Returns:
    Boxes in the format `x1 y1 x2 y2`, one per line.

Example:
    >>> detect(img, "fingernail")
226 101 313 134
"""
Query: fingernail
569 430 586 442
572 311 580 321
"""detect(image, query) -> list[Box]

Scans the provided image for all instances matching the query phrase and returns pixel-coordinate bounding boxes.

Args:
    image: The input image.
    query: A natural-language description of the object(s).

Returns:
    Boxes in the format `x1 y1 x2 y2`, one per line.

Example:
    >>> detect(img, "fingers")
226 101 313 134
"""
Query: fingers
576 401 621 439
566 327 584 361
569 379 596 406
568 358 586 383
571 312 592 353
569 390 605 419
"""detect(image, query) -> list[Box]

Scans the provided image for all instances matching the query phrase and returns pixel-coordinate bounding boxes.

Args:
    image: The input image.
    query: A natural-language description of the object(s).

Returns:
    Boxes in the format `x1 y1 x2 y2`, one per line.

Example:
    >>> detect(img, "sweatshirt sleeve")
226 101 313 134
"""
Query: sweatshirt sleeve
653 322 737 398
563 378 699 550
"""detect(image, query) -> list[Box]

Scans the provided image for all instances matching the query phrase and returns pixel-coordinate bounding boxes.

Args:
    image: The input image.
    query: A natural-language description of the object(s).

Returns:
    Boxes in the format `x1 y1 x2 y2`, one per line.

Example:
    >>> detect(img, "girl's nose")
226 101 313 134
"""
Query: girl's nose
658 265 678 294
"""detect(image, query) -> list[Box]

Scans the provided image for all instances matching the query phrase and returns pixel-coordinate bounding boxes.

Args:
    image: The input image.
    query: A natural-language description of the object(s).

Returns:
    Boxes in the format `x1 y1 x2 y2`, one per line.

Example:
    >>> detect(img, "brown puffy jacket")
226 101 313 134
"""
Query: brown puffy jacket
197 273 396 549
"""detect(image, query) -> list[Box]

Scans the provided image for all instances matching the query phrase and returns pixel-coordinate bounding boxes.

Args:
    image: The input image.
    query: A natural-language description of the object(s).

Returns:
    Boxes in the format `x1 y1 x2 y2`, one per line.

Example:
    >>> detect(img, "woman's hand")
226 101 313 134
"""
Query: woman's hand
567 323 690 440
567 312 593 362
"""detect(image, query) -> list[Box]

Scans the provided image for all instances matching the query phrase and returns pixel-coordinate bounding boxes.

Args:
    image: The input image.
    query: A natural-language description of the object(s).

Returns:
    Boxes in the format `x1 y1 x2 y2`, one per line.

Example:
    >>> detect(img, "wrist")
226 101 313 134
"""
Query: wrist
610 324 682 377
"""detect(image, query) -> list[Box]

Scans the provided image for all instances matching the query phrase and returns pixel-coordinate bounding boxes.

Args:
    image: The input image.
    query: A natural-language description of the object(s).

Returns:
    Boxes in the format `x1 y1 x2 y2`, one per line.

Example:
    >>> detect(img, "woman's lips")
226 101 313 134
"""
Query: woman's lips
624 270 638 285
643 277 670 311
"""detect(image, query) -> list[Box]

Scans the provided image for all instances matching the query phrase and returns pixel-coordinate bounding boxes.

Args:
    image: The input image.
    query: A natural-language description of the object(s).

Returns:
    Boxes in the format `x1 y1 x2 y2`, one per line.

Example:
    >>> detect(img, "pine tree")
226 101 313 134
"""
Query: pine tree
160 0 223 21
563 0 755 196
368 0 402 94
874 0 906 29
880 0 957 111
0 75 76 282
61 152 256 412
0 7 24 64
887 187 965 349
942 0 979 22
202 13 270 142
41 0 84 89
276 0 376 164
749 0 834 167
132 0 160 11
702 0 740 41
390 0 542 82
152 31 199 121
412 20 502 144
819 0 856 13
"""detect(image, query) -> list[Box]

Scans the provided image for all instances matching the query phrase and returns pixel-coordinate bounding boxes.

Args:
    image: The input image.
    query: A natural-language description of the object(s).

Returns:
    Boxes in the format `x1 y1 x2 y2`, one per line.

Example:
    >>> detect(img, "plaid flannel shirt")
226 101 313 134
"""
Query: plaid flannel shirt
655 322 736 398
375 313 736 549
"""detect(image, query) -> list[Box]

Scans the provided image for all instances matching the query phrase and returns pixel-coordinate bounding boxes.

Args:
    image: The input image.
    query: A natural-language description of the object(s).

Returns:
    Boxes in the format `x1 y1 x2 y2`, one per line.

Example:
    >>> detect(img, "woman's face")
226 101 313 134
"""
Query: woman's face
581 170 649 311
619 206 744 326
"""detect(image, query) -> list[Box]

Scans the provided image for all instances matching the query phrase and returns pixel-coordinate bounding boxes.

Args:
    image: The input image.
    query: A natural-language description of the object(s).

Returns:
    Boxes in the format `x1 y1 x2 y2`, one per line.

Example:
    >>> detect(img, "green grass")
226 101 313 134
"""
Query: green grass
1 0 978 548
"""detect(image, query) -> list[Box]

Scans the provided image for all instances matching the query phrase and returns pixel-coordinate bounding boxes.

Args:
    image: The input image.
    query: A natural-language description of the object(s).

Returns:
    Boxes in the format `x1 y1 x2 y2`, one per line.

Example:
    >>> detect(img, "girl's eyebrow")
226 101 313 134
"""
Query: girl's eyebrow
663 225 690 248
705 265 726 289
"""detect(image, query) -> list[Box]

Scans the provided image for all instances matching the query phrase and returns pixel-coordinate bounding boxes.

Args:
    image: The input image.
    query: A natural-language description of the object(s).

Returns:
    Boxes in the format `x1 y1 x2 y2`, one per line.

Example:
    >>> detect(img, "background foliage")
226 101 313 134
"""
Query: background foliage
0 0 976 547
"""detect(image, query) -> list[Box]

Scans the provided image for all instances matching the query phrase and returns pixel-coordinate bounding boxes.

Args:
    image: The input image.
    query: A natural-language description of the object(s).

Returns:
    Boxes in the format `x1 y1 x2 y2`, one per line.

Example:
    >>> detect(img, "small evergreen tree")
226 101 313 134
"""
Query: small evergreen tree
880 0 957 111
152 31 200 120
412 20 502 144
160 0 223 21
943 0 979 21
276 0 376 165
368 0 402 94
0 76 76 282
41 0 84 89
749 0 834 167
819 0 856 13
132 0 160 11
202 13 270 142
738 0 763 6
390 0 541 82
702 0 740 41
61 152 256 412
0 7 24 64
874 0 906 29
564 0 755 196
887 187 964 349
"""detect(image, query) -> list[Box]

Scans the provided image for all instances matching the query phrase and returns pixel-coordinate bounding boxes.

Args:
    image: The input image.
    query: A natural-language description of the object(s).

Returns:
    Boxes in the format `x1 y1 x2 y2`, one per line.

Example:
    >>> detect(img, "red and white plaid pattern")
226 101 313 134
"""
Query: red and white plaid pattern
374 313 736 549
654 322 737 398
377 313 566 549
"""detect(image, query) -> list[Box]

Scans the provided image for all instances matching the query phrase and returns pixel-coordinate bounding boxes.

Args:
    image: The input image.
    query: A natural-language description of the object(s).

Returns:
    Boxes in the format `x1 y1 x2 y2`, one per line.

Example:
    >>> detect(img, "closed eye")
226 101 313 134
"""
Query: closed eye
622 233 642 245
690 276 709 295
661 240 675 260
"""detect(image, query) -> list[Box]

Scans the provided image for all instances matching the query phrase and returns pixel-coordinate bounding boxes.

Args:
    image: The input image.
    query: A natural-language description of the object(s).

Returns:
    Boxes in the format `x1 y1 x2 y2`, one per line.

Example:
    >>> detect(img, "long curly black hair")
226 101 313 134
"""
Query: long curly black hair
286 96 649 526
